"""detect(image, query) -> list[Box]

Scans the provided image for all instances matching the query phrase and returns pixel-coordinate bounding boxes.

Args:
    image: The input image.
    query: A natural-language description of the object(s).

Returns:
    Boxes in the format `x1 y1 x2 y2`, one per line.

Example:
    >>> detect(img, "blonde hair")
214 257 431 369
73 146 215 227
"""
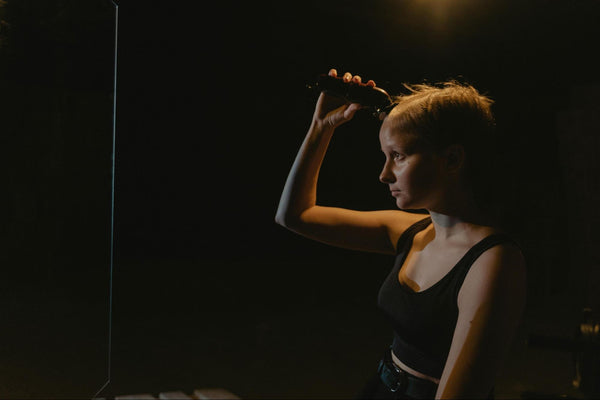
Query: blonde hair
388 80 495 151
388 80 498 206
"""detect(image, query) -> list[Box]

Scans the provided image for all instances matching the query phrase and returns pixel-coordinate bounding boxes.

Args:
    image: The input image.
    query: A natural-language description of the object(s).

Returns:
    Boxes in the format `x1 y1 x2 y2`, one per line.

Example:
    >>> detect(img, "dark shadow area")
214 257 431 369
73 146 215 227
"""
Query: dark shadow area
2 0 600 398
0 0 116 397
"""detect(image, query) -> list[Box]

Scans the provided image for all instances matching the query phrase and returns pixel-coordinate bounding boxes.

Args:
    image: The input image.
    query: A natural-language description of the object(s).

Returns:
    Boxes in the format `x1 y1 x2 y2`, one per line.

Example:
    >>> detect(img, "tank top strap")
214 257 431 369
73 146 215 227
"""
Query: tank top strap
451 233 519 298
395 216 432 255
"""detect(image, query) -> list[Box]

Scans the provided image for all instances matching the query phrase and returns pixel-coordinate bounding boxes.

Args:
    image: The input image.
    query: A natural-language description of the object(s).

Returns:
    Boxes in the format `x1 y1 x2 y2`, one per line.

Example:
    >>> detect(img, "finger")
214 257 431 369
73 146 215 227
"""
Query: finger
343 72 352 82
352 75 362 84
366 79 376 87
328 68 337 77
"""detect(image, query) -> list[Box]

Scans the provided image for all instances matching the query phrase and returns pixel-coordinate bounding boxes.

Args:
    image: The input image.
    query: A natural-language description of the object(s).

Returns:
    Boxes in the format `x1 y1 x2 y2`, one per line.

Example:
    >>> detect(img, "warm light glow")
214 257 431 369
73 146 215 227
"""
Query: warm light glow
415 0 454 27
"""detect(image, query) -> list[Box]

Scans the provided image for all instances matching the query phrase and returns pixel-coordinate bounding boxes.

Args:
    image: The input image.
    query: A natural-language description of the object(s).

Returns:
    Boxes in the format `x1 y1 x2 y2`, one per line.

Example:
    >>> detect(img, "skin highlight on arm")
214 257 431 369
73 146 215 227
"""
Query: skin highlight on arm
435 244 526 399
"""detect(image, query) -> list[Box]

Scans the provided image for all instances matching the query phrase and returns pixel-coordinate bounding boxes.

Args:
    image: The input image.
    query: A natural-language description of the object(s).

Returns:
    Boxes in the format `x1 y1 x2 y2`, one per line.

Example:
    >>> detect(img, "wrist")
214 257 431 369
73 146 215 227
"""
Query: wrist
309 118 336 136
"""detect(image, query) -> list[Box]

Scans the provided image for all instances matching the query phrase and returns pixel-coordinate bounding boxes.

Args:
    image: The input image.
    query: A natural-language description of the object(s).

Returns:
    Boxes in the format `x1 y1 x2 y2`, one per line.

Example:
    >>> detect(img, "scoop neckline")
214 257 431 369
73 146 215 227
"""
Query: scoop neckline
395 223 500 295
395 234 459 295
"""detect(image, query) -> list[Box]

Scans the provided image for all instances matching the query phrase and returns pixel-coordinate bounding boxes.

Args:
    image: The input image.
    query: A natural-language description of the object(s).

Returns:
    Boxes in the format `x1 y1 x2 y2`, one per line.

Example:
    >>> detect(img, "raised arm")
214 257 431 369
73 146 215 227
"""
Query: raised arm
435 243 527 399
275 69 424 255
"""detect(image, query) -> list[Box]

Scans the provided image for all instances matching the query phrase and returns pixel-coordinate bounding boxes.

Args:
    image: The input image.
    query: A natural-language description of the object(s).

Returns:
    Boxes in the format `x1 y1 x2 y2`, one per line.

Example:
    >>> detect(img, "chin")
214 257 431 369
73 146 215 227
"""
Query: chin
396 199 414 210
396 197 427 211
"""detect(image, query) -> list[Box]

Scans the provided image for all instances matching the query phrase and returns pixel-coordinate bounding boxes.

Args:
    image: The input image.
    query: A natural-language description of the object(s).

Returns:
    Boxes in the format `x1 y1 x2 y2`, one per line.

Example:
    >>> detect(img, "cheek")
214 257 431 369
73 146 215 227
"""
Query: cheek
415 164 438 186
403 161 440 192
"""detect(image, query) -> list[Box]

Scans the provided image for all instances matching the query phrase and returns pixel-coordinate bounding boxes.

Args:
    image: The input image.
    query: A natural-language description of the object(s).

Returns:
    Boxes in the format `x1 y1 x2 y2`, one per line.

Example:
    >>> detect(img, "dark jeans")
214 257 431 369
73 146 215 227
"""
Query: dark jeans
355 370 495 400
355 371 420 400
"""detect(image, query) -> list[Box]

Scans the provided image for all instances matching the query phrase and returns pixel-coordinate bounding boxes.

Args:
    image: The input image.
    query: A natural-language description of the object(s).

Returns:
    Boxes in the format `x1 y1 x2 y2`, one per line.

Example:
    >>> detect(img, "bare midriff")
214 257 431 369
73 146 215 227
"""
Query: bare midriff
391 349 441 384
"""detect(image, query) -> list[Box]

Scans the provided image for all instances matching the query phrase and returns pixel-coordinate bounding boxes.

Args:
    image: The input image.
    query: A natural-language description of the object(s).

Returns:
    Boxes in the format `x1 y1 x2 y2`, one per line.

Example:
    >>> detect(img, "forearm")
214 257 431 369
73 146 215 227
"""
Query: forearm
275 120 334 227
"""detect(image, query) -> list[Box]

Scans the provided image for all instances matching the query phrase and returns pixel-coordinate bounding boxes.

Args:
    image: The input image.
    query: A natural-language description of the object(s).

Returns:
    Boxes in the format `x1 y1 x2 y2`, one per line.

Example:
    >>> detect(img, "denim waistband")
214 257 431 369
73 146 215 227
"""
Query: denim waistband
377 347 438 399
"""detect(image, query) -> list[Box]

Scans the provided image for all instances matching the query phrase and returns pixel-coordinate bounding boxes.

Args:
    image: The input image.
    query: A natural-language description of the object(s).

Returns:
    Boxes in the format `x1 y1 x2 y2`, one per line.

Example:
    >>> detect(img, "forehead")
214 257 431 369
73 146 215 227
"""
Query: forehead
379 119 419 150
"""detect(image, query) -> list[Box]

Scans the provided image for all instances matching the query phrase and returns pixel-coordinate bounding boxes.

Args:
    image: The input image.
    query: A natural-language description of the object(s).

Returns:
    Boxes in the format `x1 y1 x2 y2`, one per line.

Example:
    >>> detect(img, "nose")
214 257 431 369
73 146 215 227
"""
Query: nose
379 160 395 184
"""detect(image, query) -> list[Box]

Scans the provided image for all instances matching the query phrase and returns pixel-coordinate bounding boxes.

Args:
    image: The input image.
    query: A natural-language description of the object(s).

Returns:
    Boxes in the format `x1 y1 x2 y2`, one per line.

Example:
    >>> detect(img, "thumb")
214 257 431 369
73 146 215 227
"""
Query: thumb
343 103 361 120
326 102 361 129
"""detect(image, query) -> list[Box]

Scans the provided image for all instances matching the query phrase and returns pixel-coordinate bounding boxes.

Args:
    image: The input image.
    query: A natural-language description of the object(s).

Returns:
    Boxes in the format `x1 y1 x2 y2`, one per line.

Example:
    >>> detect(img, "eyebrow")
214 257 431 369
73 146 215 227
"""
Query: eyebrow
381 140 419 155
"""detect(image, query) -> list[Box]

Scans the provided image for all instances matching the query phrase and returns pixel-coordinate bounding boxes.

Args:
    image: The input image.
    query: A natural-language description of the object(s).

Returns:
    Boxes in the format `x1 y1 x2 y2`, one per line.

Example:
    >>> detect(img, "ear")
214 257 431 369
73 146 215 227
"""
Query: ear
443 144 465 174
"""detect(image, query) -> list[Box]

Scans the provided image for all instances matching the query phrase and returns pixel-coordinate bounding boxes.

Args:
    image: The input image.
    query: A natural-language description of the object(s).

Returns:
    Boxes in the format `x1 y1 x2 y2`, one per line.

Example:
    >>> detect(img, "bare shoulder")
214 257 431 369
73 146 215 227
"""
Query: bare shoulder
458 240 527 310
378 210 431 251
382 209 430 231
474 239 526 274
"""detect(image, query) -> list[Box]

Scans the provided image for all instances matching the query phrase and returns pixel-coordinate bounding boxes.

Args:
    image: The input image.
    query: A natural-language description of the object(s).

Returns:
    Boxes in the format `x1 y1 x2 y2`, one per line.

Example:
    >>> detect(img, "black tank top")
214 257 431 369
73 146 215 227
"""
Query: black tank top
377 217 517 379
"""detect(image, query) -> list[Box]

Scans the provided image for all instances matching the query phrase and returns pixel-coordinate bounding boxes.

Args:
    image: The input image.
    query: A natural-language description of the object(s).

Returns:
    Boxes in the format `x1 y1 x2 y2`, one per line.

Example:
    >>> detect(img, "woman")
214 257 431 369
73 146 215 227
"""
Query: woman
275 69 526 399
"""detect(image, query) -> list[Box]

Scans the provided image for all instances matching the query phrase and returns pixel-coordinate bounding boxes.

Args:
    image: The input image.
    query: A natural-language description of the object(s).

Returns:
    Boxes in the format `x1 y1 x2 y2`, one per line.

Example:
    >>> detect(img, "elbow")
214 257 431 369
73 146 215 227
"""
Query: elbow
274 211 286 227
274 205 289 227
274 210 297 229
274 207 303 230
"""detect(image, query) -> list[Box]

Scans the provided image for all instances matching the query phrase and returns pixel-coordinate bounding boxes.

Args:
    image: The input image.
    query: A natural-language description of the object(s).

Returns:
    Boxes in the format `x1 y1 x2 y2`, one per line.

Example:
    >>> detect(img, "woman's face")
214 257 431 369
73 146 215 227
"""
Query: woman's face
378 122 448 210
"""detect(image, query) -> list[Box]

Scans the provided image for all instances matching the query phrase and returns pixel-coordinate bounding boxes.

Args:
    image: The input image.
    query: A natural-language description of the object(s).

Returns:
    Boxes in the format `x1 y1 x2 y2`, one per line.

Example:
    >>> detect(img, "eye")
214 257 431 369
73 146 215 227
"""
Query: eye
392 151 405 161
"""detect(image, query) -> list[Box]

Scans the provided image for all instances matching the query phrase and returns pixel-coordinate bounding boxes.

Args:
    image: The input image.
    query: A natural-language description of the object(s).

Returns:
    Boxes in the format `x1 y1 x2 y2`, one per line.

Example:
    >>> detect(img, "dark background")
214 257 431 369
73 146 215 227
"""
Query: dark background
1 0 600 398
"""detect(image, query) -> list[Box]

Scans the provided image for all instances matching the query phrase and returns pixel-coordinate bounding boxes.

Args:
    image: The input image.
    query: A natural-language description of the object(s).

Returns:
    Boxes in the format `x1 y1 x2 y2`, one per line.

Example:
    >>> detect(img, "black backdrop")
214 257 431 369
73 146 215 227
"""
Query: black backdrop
110 1 600 397
114 0 600 304
2 0 600 398
116 0 597 259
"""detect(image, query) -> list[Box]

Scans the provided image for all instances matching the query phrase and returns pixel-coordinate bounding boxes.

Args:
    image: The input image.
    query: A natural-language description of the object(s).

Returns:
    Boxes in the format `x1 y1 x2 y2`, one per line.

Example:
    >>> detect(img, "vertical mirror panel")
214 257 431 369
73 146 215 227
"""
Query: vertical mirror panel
0 0 116 397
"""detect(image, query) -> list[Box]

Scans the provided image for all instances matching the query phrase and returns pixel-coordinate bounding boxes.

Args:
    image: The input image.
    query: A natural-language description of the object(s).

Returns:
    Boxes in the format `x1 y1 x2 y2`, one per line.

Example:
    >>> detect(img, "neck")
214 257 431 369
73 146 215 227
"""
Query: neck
426 191 496 241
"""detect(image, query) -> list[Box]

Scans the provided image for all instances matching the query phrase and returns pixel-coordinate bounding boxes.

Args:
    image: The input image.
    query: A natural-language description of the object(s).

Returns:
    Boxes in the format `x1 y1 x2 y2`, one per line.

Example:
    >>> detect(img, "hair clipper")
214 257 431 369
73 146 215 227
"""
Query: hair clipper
307 74 398 120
